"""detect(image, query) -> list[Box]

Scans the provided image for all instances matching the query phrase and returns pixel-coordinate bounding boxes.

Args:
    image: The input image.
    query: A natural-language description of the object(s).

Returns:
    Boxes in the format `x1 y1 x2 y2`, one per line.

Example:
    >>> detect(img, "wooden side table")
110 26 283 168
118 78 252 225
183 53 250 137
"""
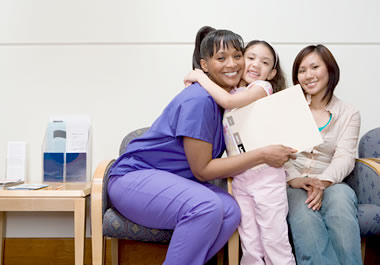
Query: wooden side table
0 182 91 265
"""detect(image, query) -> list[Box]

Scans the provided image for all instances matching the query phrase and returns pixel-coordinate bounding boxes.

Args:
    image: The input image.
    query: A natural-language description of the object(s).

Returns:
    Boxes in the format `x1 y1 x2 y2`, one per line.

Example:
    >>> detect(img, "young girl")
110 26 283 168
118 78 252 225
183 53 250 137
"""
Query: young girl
185 40 297 265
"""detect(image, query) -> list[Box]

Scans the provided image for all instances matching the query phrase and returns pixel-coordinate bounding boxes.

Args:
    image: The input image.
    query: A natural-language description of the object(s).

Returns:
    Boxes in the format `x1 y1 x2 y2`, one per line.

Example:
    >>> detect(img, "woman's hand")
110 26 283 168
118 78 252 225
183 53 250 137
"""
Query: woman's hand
305 186 324 211
288 177 325 191
288 178 332 211
288 177 324 210
305 180 332 211
261 145 297 168
184 69 206 87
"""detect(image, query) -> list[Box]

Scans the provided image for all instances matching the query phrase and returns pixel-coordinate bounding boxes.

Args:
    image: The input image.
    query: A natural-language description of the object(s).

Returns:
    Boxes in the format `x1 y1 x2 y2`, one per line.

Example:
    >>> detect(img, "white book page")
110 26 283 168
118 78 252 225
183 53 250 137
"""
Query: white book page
224 85 323 153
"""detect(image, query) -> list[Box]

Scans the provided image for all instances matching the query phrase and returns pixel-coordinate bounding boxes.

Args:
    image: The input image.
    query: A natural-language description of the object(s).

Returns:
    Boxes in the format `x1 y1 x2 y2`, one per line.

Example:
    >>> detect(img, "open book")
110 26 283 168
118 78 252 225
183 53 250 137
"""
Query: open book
223 84 323 155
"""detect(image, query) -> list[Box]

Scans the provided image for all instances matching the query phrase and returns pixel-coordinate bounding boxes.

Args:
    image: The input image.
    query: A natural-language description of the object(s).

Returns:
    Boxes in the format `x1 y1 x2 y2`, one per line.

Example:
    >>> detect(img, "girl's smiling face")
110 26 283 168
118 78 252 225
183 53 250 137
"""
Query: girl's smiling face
243 43 277 84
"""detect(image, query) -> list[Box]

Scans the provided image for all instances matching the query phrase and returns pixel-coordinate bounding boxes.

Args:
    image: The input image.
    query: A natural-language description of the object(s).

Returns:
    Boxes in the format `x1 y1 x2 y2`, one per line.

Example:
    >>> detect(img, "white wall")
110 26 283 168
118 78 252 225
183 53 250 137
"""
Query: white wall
1 0 379 237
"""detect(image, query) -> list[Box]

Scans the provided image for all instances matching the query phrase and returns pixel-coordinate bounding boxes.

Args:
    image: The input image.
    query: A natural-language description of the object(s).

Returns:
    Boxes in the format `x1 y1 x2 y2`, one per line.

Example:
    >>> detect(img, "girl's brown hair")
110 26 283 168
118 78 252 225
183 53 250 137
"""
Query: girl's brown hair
245 40 286 93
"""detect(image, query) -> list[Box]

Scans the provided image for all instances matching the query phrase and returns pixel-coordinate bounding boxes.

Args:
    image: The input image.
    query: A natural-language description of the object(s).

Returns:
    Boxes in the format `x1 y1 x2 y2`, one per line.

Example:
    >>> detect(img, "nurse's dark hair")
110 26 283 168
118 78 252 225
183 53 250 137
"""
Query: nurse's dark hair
192 26 244 70
245 40 286 93
292 44 340 104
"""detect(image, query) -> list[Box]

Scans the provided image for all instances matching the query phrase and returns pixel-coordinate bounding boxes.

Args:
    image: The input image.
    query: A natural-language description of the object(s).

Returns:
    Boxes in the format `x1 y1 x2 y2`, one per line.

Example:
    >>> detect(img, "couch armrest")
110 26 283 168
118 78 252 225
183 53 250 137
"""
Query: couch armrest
368 157 380 163
227 177 233 195
345 158 380 206
91 160 114 264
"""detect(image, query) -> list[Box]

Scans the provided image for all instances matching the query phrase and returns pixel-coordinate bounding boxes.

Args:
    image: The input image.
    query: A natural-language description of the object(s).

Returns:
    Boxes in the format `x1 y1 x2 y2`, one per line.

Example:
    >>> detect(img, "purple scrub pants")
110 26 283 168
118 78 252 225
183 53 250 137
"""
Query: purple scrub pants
108 169 241 265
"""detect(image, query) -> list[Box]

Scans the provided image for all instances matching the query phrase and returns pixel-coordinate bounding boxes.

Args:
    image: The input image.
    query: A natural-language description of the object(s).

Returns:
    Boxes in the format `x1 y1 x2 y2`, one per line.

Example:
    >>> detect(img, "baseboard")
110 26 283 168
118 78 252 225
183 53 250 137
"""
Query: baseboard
2 238 168 265
3 238 93 265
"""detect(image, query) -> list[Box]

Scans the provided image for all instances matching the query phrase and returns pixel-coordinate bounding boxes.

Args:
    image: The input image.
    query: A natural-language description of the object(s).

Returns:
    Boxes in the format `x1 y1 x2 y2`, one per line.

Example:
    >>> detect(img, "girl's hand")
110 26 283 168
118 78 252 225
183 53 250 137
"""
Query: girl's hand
184 69 206 86
184 80 193 87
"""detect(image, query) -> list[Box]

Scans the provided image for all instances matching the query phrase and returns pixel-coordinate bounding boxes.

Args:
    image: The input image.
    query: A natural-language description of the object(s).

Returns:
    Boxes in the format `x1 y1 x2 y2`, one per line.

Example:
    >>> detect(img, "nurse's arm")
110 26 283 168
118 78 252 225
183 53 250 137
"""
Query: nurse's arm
183 137 296 182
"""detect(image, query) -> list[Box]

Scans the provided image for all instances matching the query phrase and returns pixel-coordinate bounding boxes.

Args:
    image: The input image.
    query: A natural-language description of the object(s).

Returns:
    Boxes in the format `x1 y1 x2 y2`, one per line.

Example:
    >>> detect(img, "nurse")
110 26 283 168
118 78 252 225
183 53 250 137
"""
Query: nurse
107 26 296 265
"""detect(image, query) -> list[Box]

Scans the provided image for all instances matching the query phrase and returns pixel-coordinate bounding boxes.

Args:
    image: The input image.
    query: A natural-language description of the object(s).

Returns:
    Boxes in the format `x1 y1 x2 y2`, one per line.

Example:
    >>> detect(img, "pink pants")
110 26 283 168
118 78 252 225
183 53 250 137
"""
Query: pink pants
232 166 295 265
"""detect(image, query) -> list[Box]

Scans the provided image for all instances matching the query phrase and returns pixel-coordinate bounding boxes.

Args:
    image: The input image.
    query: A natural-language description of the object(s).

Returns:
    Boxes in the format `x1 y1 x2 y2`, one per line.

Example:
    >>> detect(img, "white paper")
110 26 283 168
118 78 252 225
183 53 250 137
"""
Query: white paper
49 116 90 152
66 120 90 152
224 85 323 153
7 141 26 158
6 142 26 180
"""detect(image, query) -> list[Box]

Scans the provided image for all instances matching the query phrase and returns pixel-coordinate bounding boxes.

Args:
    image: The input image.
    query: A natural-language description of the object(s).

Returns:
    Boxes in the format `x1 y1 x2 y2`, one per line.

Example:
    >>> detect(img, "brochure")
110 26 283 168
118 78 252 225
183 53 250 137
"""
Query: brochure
0 179 24 190
7 183 49 190
0 179 23 185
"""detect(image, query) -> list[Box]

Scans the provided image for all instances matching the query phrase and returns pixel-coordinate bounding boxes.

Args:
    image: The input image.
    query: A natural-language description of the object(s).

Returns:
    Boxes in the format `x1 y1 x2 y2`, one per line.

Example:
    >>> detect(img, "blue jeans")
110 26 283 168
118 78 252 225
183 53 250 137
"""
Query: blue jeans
287 183 362 265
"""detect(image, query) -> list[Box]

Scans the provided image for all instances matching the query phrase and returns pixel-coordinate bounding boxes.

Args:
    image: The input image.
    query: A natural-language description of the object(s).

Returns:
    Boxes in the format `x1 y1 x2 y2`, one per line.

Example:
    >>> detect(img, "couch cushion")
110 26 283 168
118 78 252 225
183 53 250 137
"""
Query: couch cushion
358 204 380 236
103 208 173 242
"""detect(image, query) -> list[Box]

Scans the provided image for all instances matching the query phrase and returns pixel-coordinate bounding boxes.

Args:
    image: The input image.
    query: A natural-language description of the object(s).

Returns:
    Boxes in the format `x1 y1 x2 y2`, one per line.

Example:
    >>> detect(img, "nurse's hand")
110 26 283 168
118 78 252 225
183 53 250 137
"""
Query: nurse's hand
261 145 297 168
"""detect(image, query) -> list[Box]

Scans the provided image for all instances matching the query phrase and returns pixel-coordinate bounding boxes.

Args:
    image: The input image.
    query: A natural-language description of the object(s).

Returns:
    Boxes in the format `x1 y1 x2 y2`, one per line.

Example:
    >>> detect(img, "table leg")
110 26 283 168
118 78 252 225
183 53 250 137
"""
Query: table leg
74 198 86 265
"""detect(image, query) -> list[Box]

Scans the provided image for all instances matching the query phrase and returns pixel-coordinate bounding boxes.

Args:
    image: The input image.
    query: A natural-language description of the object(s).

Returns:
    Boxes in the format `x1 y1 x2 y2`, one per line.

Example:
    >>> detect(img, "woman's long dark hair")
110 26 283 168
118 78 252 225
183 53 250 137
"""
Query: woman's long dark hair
292 44 340 104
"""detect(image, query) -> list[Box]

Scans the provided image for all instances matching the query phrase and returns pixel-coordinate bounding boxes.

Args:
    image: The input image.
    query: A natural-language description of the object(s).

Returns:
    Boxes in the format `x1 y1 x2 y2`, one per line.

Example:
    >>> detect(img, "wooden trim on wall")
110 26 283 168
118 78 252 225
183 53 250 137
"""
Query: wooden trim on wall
3 238 94 265
2 237 380 265
2 238 168 265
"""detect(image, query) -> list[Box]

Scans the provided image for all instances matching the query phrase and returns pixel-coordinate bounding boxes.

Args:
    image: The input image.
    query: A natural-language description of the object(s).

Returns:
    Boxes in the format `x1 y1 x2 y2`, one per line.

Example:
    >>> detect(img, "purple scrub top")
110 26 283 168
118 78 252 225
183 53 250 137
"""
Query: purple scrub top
108 83 226 180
